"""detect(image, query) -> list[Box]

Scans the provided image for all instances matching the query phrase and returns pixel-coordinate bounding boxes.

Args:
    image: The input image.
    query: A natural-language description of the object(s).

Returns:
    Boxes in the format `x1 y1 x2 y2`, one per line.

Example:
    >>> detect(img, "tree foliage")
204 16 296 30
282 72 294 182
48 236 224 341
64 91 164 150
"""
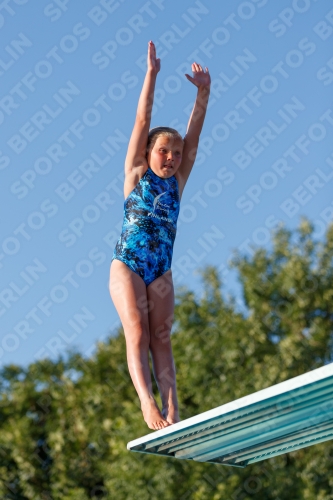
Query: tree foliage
0 220 332 499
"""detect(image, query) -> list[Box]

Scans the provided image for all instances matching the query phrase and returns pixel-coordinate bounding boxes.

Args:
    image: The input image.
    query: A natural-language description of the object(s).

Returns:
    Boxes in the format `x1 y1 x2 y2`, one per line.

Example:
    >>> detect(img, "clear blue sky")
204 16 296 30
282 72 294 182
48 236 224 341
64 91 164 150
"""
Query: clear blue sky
1 0 332 368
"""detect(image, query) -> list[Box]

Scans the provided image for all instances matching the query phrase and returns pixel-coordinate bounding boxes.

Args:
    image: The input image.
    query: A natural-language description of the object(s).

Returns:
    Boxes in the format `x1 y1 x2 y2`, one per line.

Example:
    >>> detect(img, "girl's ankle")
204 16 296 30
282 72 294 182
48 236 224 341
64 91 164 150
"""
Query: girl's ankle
141 394 157 405
162 402 179 411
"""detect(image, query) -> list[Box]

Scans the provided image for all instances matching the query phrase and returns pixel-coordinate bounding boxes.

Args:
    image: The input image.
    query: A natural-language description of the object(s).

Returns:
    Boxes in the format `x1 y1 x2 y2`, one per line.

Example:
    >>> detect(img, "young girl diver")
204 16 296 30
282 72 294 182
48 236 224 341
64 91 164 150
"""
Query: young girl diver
109 41 210 430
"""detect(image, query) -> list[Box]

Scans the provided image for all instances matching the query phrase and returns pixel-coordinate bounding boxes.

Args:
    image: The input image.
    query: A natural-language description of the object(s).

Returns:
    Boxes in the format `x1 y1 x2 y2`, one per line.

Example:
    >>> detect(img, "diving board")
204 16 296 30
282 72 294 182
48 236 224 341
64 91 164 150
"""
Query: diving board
127 363 333 467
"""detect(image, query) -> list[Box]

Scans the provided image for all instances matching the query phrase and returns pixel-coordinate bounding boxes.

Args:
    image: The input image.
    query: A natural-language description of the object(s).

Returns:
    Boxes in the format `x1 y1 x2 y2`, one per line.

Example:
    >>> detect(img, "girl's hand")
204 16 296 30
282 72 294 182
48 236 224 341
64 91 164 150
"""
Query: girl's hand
185 63 210 89
147 40 160 74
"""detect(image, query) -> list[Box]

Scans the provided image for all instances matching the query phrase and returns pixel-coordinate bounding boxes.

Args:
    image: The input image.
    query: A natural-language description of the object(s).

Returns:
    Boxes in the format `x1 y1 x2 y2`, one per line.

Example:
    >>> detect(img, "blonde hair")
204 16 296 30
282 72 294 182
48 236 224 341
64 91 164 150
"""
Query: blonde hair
146 127 183 155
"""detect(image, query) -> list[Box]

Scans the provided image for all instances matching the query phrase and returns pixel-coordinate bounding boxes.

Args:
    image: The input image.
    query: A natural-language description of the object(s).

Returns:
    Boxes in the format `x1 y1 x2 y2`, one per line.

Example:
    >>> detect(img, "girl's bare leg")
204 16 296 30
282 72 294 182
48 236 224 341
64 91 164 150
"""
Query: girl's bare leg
147 270 180 425
109 259 169 430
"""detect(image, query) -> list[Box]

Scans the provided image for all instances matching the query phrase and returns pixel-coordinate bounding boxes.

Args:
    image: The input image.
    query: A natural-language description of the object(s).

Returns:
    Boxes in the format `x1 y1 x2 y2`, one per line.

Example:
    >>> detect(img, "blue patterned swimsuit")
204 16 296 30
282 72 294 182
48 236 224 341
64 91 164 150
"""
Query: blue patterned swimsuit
112 167 180 286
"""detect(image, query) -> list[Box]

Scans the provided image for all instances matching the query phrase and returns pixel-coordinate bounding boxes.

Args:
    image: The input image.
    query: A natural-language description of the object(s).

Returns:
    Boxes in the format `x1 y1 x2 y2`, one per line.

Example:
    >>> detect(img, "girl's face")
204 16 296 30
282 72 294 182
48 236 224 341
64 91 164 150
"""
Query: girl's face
147 135 183 178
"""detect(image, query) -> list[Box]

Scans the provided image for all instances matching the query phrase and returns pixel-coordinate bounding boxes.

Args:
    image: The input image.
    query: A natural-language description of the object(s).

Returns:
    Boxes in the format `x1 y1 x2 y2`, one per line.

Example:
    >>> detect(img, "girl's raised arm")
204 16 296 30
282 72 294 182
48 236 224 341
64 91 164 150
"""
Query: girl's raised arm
177 64 211 190
124 41 160 176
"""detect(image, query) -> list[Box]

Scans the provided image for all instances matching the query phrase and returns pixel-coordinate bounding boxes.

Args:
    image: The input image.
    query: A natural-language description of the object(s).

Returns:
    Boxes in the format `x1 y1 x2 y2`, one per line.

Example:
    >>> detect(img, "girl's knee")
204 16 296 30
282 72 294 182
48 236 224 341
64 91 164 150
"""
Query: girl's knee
124 326 150 347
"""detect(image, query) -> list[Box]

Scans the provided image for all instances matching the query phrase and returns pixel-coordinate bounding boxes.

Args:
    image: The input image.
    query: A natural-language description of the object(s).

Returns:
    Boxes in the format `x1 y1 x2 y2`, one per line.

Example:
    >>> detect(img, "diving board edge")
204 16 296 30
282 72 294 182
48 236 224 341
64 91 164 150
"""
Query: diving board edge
127 363 333 463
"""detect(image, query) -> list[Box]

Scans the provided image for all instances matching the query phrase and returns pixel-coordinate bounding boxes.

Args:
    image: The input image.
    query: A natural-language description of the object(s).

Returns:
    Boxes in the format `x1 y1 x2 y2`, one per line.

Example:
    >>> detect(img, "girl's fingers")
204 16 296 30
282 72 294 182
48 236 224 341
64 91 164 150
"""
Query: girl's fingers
148 41 156 55
148 41 159 67
192 62 206 74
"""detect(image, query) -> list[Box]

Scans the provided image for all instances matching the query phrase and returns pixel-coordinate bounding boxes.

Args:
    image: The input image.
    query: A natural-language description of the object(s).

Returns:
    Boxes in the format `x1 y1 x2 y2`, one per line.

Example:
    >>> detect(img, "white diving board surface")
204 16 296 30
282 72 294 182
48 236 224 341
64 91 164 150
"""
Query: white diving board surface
127 364 333 467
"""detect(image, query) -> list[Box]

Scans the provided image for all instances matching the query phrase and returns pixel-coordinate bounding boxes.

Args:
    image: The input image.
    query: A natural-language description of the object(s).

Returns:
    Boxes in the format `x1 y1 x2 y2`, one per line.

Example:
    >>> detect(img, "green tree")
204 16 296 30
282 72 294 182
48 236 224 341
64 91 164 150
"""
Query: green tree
0 219 332 499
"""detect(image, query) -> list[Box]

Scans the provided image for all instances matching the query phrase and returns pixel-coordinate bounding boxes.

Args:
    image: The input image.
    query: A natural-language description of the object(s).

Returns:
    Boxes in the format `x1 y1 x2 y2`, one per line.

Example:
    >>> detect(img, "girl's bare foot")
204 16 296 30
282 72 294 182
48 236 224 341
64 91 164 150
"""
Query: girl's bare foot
162 405 180 425
141 397 170 430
